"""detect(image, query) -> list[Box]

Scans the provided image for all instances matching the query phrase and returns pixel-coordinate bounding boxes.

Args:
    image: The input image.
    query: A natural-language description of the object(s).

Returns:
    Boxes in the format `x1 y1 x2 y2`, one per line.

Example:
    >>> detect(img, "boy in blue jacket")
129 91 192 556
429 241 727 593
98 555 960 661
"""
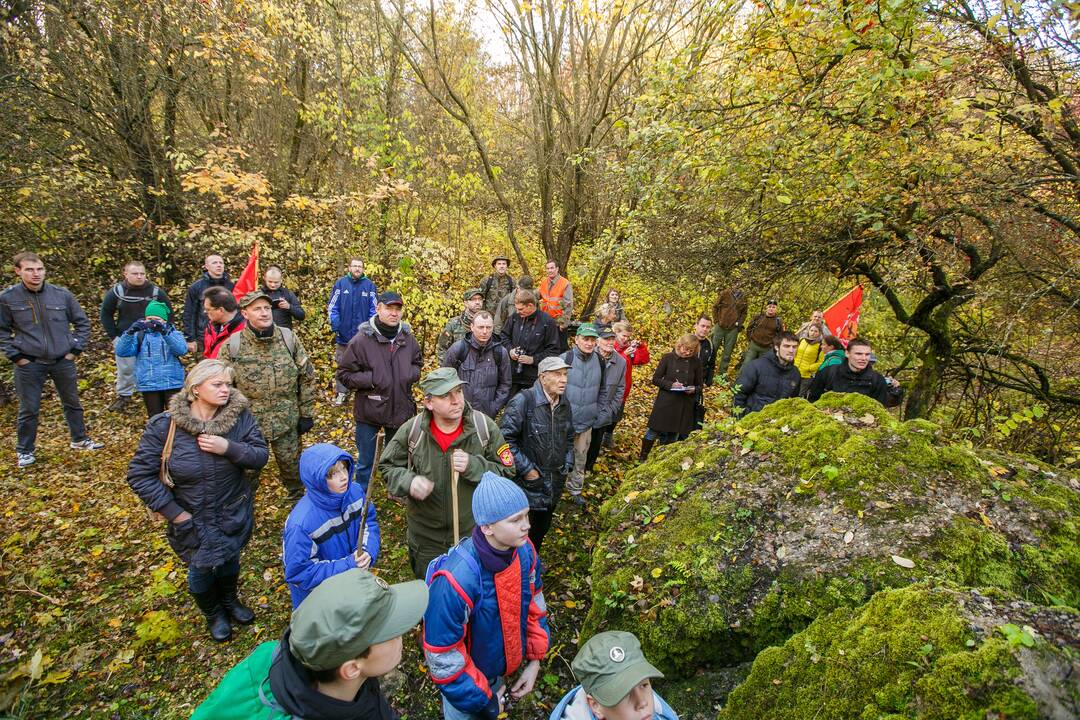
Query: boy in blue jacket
114 300 188 417
283 443 381 608
549 631 679 720
423 472 550 720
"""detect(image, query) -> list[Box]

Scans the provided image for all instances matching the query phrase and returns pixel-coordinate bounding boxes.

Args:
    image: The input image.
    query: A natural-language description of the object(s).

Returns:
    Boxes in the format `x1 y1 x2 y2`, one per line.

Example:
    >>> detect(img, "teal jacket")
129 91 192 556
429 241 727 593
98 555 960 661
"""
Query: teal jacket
818 349 846 371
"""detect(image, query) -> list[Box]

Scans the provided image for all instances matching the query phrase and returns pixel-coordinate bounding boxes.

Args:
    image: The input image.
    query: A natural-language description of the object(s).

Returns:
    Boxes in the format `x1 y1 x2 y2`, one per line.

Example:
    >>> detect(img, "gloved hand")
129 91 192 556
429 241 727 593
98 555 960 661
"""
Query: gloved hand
297 417 314 435
126 321 147 334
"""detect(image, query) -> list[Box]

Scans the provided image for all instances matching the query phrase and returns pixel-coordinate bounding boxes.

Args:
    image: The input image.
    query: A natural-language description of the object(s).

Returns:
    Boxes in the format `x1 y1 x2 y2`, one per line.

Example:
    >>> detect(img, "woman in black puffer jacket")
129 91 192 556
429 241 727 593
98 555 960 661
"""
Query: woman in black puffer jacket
126 359 268 642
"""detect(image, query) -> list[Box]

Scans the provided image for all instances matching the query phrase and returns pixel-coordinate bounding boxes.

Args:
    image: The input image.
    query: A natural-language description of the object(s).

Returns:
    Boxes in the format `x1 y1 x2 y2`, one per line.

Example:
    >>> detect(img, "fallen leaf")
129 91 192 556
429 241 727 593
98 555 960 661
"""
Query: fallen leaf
844 530 854 544
564 600 577 609
776 545 787 560
624 491 639 503
680 457 692 471
651 513 666 524
859 413 876 425
28 649 43 682
891 555 915 569
630 575 644 591
650 567 662 578
107 617 122 628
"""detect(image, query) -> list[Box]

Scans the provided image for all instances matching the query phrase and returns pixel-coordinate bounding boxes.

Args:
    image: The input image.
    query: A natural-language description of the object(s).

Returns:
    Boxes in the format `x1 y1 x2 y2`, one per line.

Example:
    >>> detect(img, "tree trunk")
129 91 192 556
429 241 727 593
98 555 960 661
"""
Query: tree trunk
903 338 948 420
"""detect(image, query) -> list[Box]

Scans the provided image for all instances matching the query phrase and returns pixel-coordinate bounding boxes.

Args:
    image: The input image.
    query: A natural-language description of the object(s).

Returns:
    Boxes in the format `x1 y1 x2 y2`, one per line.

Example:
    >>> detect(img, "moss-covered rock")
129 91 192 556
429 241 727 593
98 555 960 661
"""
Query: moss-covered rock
582 393 1080 675
717 584 1080 720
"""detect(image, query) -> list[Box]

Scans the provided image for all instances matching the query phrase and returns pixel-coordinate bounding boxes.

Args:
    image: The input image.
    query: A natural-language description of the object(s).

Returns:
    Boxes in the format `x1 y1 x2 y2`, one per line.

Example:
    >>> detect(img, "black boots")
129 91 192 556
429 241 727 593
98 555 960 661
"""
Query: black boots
217 574 255 625
191 588 232 642
639 438 656 463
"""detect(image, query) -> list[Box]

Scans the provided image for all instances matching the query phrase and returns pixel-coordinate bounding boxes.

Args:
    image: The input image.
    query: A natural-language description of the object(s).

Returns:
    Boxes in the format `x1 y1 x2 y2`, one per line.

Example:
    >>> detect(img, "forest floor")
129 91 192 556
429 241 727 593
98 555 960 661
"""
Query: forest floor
0 357 734 719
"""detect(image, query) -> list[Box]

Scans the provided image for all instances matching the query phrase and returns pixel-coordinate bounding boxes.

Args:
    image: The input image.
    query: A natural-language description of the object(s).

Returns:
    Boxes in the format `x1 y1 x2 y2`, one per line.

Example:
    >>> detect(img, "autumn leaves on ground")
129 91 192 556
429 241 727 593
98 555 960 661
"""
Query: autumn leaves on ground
0 352 698 719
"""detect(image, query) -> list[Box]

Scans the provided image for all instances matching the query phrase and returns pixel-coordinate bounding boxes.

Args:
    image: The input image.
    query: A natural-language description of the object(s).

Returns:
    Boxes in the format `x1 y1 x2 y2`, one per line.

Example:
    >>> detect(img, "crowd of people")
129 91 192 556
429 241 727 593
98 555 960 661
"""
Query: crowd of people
0 249 904 719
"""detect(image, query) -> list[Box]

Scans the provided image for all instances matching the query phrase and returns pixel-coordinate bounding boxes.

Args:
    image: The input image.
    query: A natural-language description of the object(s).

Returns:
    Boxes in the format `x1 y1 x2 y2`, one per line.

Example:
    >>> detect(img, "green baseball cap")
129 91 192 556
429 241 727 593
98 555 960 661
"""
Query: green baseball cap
576 323 599 338
463 287 484 301
572 631 664 707
238 290 272 308
419 367 467 396
289 569 428 671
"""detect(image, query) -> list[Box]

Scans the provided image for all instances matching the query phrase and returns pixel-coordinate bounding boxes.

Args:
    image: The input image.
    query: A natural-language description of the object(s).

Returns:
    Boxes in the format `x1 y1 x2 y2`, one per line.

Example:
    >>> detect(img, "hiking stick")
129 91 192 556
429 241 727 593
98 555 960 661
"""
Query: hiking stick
451 467 460 543
356 429 384 559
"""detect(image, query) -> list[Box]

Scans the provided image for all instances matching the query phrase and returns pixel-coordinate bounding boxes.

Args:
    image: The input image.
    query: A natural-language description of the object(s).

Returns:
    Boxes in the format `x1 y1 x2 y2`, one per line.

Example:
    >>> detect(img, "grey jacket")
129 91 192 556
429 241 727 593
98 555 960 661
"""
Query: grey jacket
560 347 608 433
0 282 91 362
597 349 627 427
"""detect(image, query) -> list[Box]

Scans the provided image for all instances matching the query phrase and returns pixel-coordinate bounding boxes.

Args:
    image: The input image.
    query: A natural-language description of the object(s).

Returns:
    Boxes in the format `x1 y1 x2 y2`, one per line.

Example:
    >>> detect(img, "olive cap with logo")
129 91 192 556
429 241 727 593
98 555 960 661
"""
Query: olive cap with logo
463 287 484 301
571 631 664 707
419 366 468 397
289 569 428 671
576 322 599 338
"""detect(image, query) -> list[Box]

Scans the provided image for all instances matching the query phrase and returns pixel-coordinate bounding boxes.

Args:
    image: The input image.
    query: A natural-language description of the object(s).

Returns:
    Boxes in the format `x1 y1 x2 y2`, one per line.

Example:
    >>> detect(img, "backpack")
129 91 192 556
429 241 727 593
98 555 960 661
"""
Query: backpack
225 326 299 362
190 641 285 720
424 538 482 591
406 408 490 471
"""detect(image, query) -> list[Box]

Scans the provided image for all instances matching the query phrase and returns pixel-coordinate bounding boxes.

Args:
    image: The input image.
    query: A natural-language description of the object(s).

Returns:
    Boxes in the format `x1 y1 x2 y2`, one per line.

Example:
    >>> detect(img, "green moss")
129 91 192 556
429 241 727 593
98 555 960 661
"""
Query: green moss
717 586 1066 720
584 393 1080 677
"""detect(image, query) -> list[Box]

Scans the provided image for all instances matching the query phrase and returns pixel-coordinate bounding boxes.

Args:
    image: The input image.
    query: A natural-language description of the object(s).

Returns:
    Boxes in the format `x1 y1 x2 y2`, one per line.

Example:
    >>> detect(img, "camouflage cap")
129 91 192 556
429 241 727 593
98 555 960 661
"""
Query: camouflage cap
463 287 484 301
419 367 467 396
238 290 272 308
572 631 664 707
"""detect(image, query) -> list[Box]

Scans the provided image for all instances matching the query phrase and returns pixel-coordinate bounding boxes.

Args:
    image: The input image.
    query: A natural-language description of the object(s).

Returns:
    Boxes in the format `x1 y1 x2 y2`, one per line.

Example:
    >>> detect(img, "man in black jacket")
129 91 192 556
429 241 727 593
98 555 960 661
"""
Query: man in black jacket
0 251 103 468
260 265 305 329
733 331 801 416
499 356 574 550
498 289 560 398
99 260 172 411
182 253 234 354
442 311 512 418
806 338 899 405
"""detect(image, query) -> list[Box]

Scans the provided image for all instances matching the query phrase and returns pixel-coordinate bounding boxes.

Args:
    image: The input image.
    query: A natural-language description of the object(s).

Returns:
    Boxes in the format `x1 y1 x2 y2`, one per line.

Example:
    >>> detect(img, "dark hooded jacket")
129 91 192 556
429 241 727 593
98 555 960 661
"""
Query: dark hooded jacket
497 308 560 388
126 391 268 567
336 318 423 428
260 284 306 329
283 444 381 608
806 361 891 405
733 350 801 414
182 271 234 342
442 333 512 418
499 381 575 511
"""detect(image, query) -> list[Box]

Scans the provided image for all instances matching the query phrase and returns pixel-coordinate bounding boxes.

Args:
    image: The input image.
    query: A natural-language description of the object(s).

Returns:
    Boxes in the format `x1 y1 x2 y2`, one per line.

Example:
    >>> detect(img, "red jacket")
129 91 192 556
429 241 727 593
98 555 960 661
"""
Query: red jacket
614 339 650 400
203 315 245 359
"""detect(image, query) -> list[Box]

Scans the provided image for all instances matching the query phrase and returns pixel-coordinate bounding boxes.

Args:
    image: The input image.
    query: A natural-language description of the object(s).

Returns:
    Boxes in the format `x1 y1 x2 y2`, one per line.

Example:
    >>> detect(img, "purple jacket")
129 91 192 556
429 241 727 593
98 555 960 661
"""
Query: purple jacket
336 318 423 427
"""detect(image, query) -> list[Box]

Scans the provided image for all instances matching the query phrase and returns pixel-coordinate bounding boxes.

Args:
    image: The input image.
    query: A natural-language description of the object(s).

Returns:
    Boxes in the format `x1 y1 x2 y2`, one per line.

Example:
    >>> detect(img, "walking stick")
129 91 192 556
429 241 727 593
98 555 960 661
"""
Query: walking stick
451 467 461 544
356 430 384 559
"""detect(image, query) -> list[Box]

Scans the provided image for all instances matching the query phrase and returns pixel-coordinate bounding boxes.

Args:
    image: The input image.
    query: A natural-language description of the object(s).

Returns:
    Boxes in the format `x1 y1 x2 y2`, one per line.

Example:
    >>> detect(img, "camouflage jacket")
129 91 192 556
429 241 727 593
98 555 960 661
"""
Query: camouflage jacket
219 325 316 441
436 311 474 365
481 273 516 314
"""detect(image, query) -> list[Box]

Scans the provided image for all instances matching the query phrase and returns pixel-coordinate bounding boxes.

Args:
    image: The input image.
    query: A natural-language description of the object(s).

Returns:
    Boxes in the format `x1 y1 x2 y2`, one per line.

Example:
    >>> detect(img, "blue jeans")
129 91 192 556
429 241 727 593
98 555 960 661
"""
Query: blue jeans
14 358 88 453
355 422 399 491
187 555 241 594
441 677 503 720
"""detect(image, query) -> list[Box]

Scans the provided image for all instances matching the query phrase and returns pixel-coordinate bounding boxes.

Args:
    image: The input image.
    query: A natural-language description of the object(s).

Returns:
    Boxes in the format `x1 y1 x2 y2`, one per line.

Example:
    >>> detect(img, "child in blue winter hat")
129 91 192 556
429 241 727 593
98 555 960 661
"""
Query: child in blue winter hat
423 472 550 720
282 443 381 608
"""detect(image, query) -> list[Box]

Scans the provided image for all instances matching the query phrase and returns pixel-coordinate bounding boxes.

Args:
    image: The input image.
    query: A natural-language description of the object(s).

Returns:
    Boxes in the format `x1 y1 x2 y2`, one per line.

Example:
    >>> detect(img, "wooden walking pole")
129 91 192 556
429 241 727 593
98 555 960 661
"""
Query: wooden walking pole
451 467 461 544
357 430 385 553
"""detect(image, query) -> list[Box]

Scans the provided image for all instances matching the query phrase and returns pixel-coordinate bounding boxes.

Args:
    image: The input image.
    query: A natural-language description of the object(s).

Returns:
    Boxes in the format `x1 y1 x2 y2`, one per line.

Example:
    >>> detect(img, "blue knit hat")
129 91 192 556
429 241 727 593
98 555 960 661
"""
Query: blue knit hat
472 472 529 526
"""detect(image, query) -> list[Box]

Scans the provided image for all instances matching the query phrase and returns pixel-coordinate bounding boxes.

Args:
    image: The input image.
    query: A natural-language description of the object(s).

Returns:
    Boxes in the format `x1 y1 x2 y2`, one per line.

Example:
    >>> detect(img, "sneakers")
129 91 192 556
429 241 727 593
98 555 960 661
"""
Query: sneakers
16 453 35 468
70 439 104 451
333 392 347 406
108 395 132 412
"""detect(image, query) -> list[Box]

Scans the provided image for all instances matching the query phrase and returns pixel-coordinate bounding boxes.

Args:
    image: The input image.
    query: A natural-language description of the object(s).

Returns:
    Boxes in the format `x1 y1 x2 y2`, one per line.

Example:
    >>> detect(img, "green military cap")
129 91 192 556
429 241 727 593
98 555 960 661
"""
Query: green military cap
289 569 428 671
238 290 272 308
576 322 599 338
463 287 484 301
572 631 664 707
419 366 467 396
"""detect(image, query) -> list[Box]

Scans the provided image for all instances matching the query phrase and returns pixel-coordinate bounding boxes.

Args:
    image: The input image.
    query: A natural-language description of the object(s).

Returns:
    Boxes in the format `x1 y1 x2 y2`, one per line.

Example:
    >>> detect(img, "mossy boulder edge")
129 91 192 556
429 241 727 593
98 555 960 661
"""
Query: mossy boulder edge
582 393 1080 675
718 584 1080 720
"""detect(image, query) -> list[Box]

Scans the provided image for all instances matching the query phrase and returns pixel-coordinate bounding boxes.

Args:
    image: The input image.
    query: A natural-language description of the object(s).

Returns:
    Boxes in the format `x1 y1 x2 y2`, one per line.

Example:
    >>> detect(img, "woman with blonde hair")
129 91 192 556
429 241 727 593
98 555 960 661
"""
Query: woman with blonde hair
126 359 268 642
640 334 703 461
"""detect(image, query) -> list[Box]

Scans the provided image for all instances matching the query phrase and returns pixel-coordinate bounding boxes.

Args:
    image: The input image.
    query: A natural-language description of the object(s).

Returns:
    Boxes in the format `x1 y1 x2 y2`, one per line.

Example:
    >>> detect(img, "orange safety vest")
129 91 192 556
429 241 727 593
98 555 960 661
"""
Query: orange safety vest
539 275 569 319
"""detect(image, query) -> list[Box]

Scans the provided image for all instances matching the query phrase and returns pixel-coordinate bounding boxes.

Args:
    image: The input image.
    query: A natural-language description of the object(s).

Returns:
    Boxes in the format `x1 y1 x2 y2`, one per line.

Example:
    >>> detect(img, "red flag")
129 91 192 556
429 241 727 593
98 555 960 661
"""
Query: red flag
232 240 260 302
823 286 863 344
